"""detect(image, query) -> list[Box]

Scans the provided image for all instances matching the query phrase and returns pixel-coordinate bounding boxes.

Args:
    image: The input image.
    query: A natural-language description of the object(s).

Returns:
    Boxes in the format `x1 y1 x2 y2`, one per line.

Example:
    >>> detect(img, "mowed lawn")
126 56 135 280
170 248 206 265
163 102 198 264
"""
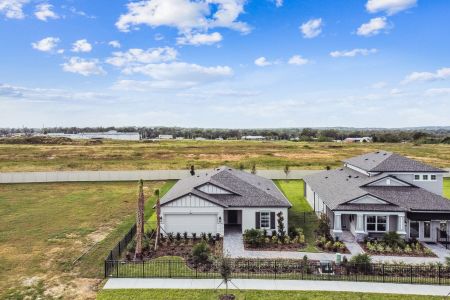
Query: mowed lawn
1 140 450 172
274 180 318 252
97 289 439 300
0 181 174 300
444 177 450 199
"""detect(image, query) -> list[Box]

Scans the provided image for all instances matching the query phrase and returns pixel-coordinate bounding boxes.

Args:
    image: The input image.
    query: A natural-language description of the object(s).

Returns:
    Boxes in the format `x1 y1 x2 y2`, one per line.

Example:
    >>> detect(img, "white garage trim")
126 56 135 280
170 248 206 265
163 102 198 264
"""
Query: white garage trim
164 213 219 235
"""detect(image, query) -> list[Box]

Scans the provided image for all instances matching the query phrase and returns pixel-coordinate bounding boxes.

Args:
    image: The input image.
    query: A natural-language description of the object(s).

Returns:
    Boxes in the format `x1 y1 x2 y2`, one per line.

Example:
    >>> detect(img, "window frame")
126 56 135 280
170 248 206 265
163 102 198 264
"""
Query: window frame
260 211 271 229
413 174 436 182
366 215 388 233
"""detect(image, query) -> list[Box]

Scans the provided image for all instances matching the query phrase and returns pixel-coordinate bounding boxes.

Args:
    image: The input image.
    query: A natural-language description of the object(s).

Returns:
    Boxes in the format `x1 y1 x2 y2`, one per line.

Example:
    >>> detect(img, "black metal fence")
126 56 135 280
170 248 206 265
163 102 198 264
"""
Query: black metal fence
106 224 136 262
104 259 450 285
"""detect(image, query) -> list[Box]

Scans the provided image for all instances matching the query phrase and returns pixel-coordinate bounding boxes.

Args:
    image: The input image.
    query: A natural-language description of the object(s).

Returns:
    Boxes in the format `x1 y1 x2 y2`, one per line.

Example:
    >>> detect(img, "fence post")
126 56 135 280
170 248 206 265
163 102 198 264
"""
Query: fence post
116 261 119 278
274 261 277 279
439 265 441 285
195 262 198 278
410 265 413 284
382 264 385 283
104 260 107 278
169 260 172 278
142 260 145 278
247 260 250 279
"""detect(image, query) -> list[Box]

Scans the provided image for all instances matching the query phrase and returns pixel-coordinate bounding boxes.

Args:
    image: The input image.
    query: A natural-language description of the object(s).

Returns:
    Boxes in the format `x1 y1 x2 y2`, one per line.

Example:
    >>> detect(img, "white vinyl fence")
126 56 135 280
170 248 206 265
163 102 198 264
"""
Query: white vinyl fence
0 169 323 183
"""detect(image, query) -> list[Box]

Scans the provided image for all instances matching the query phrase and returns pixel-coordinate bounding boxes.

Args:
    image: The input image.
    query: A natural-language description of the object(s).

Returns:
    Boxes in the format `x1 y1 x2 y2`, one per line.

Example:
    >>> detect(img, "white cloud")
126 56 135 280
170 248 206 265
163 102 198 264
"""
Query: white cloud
62 57 105 76
35 3 58 21
31 37 60 52
366 0 417 15
177 32 222 46
424 88 450 97
300 18 322 39
402 67 450 84
371 81 388 89
0 0 28 19
108 40 121 48
330 48 378 58
154 33 164 41
275 0 283 7
72 39 93 53
288 55 309 65
357 17 388 37
113 63 232 90
106 47 178 68
116 0 250 37
254 57 272 67
67 6 96 19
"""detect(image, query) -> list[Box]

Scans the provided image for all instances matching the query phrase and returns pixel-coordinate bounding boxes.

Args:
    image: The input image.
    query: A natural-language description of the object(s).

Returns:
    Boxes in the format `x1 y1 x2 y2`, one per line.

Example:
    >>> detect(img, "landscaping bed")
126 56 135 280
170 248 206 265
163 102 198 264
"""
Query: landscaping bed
124 231 223 263
360 240 436 257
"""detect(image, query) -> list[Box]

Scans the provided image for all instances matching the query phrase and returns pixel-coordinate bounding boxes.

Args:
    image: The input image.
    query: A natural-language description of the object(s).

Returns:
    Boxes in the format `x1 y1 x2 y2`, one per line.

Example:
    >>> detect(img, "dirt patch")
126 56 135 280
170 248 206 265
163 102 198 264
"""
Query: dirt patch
87 225 116 244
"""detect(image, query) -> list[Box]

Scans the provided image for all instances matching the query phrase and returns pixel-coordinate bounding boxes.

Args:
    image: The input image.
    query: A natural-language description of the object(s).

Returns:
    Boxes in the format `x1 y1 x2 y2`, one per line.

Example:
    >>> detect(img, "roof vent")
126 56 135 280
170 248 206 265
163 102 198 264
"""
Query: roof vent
339 168 343 171
355 176 359 178
348 175 352 178
228 168 232 171
365 158 369 161
266 188 270 190
375 151 380 154
325 176 328 179
383 153 387 156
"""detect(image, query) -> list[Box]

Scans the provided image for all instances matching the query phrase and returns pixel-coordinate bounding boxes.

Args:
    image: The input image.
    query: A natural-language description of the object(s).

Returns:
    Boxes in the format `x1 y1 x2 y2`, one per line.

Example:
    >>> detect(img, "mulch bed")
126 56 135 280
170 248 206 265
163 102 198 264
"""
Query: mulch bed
125 239 223 261
244 242 307 251
359 243 437 257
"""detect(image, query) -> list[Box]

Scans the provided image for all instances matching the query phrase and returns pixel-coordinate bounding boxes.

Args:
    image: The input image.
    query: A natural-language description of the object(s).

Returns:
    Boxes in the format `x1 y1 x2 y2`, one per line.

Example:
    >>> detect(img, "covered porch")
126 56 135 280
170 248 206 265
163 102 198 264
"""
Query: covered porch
331 211 407 242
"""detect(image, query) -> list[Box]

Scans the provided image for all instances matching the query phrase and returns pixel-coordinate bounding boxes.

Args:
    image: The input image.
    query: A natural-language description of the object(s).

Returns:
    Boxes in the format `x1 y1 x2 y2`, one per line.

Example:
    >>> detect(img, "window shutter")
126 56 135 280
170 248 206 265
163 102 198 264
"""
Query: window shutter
270 212 276 230
255 212 260 229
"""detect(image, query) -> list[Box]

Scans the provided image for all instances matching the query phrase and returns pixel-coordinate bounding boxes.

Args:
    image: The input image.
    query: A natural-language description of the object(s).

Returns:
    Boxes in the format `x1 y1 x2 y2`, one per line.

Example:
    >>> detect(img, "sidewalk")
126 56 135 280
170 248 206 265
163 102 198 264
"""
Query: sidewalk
103 278 450 296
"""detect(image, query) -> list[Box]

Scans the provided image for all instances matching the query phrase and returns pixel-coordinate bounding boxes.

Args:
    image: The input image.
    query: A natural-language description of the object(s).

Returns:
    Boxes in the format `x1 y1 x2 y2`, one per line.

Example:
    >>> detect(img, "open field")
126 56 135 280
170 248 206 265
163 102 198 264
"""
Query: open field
96 289 441 299
1 140 450 172
0 181 173 300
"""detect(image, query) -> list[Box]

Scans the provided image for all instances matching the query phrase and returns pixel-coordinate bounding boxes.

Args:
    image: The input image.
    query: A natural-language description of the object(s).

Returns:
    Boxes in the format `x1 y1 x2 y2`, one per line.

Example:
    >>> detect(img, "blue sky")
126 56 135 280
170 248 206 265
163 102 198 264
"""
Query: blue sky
0 0 449 128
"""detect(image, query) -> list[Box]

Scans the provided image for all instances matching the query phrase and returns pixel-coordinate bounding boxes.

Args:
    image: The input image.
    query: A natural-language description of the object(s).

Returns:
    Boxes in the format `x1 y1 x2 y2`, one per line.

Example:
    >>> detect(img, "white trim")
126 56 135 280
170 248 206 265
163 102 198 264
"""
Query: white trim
348 195 388 204
365 215 389 233
260 211 271 230
413 173 437 182
344 163 370 176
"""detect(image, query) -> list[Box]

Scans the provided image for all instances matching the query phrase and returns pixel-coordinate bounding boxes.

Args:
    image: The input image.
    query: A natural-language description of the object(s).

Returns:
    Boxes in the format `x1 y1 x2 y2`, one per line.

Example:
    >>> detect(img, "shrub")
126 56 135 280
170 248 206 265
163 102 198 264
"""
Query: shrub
404 245 412 253
201 232 207 241
271 230 277 237
243 229 264 247
383 231 404 248
143 237 151 251
350 253 371 265
315 213 331 239
271 235 278 243
176 232 182 241
207 232 213 240
167 232 174 241
192 233 197 240
192 240 211 264
263 229 267 238
215 233 221 241
277 211 286 240
127 240 136 253
183 232 188 240
324 241 333 251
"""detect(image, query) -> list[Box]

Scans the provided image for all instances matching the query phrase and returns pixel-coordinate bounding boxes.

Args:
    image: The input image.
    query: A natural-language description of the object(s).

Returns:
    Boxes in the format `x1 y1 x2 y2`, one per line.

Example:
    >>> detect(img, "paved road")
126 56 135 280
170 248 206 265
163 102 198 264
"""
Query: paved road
103 278 450 296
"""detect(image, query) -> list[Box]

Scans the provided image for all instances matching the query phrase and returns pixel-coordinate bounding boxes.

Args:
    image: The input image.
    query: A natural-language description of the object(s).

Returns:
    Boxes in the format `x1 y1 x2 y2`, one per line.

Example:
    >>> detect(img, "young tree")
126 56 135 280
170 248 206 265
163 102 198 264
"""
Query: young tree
190 165 195 176
154 188 161 250
135 179 145 260
277 211 286 242
284 164 290 180
251 163 256 175
218 254 232 296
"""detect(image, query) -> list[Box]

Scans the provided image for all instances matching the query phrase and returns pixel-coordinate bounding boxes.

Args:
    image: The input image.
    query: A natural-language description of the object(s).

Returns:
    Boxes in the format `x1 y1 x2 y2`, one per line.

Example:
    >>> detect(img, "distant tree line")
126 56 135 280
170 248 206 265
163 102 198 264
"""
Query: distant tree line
0 127 449 144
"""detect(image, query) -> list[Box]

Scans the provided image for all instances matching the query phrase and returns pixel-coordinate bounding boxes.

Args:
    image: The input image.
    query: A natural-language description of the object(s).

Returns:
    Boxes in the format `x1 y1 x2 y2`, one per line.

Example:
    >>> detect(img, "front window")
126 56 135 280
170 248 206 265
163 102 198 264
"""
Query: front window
260 212 270 229
440 222 447 238
422 174 428 180
414 174 420 181
431 175 437 181
366 215 387 232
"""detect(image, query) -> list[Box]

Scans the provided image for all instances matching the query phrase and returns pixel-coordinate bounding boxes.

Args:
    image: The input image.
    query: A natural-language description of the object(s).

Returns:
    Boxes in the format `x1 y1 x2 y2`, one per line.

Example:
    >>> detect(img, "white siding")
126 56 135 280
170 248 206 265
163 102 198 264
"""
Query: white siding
349 195 388 204
240 207 289 234
197 183 231 194
366 177 410 187
165 194 216 207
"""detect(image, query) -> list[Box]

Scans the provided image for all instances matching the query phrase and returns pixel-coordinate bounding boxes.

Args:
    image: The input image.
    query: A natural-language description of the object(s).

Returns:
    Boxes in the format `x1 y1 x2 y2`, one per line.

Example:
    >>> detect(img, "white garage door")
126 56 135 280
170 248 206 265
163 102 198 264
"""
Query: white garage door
165 214 217 235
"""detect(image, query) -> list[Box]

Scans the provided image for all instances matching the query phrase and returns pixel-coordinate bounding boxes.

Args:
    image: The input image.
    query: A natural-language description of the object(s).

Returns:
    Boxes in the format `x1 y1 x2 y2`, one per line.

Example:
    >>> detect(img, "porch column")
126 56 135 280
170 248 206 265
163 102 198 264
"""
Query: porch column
396 213 406 235
355 213 365 233
333 212 342 233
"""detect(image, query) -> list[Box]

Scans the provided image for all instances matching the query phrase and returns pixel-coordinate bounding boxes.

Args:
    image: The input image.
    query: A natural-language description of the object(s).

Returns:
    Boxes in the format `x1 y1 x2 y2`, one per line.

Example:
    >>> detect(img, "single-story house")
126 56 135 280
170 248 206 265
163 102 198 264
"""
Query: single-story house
303 151 450 242
159 166 292 236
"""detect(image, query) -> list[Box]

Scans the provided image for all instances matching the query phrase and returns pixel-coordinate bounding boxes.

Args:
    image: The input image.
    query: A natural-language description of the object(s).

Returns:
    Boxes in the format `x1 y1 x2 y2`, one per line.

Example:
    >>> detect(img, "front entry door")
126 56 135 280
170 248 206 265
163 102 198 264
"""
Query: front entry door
228 210 238 224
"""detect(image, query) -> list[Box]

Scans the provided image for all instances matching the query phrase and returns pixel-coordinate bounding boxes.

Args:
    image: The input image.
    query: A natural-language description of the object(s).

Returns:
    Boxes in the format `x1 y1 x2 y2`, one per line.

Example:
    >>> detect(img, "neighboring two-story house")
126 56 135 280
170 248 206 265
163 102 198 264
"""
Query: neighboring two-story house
303 151 450 242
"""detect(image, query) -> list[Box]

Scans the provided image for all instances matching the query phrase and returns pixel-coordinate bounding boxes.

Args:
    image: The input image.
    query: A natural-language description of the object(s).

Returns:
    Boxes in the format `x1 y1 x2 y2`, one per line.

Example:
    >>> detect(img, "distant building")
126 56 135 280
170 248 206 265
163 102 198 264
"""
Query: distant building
344 137 372 143
47 131 140 141
241 135 265 141
195 137 207 141
158 134 173 140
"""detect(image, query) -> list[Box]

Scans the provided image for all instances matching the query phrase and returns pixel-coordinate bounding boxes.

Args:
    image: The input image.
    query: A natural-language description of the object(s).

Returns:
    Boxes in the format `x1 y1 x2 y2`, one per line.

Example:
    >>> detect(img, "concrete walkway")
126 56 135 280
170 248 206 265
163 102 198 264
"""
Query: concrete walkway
104 278 450 296
223 228 444 263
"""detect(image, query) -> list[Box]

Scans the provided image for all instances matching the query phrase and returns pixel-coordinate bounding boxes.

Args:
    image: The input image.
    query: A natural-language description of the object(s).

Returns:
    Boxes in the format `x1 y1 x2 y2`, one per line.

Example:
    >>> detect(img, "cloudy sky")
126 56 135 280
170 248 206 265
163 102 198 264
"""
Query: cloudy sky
0 0 449 128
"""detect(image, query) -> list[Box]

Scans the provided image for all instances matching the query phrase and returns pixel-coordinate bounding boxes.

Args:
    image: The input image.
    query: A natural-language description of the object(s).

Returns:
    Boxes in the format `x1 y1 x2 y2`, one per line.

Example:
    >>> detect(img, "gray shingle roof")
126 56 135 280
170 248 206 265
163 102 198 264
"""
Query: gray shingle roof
160 166 292 208
304 151 450 212
343 151 445 173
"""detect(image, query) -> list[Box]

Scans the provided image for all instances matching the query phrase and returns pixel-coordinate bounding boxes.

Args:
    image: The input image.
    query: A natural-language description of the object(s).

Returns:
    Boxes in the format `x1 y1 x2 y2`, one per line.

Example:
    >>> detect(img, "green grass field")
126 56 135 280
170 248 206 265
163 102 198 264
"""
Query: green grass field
96 289 440 300
275 180 318 252
444 177 450 199
0 181 173 300
1 140 449 171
